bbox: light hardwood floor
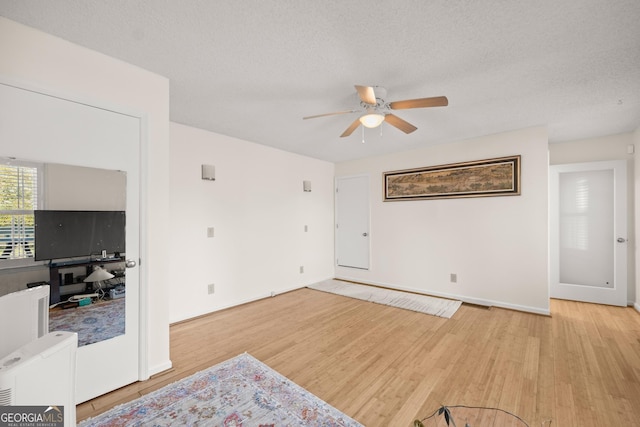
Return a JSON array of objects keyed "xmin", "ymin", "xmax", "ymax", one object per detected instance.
[{"xmin": 77, "ymin": 288, "xmax": 640, "ymax": 426}]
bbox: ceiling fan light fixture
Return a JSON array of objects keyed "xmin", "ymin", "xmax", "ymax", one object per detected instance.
[{"xmin": 359, "ymin": 113, "xmax": 385, "ymax": 128}]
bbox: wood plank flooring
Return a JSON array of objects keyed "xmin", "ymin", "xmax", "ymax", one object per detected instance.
[{"xmin": 77, "ymin": 288, "xmax": 640, "ymax": 426}]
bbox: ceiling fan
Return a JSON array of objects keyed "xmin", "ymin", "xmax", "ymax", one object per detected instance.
[{"xmin": 303, "ymin": 85, "xmax": 448, "ymax": 137}]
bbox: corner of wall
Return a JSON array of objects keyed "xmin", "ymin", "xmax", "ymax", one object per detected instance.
[{"xmin": 635, "ymin": 127, "xmax": 640, "ymax": 307}]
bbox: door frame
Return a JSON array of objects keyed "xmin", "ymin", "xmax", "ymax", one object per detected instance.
[
  {"xmin": 549, "ymin": 160, "xmax": 628, "ymax": 306},
  {"xmin": 335, "ymin": 174, "xmax": 371, "ymax": 270},
  {"xmin": 0, "ymin": 76, "xmax": 149, "ymax": 399}
]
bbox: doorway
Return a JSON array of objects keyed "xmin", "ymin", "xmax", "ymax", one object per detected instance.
[
  {"xmin": 0, "ymin": 80, "xmax": 143, "ymax": 402},
  {"xmin": 549, "ymin": 160, "xmax": 627, "ymax": 306},
  {"xmin": 335, "ymin": 175, "xmax": 370, "ymax": 270}
]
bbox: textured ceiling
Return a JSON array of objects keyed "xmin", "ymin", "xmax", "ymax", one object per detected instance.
[{"xmin": 1, "ymin": 0, "xmax": 639, "ymax": 163}]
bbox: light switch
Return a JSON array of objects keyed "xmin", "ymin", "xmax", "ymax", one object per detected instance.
[{"xmin": 207, "ymin": 227, "xmax": 214, "ymax": 238}]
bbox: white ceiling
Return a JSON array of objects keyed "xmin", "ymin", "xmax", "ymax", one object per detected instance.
[{"xmin": 1, "ymin": 0, "xmax": 639, "ymax": 163}]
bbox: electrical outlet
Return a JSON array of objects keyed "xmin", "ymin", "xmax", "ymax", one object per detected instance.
[
  {"xmin": 450, "ymin": 273, "xmax": 457, "ymax": 283},
  {"xmin": 304, "ymin": 225, "xmax": 308, "ymax": 232},
  {"xmin": 300, "ymin": 266, "xmax": 304, "ymax": 274},
  {"xmin": 208, "ymin": 283, "xmax": 215, "ymax": 294}
]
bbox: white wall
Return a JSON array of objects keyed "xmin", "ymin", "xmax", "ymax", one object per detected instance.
[
  {"xmin": 0, "ymin": 17, "xmax": 171, "ymax": 376},
  {"xmin": 549, "ymin": 132, "xmax": 636, "ymax": 304},
  {"xmin": 45, "ymin": 163, "xmax": 126, "ymax": 210},
  {"xmin": 335, "ymin": 127, "xmax": 550, "ymax": 314},
  {"xmin": 549, "ymin": 133, "xmax": 635, "ymax": 164},
  {"xmin": 168, "ymin": 123, "xmax": 335, "ymax": 323}
]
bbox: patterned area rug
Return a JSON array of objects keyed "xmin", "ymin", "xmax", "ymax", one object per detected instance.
[
  {"xmin": 309, "ymin": 279, "xmax": 462, "ymax": 319},
  {"xmin": 79, "ymin": 353, "xmax": 362, "ymax": 427},
  {"xmin": 49, "ymin": 297, "xmax": 125, "ymax": 346}
]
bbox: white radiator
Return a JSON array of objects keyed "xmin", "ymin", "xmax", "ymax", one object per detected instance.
[
  {"xmin": 0, "ymin": 331, "xmax": 77, "ymax": 427},
  {"xmin": 0, "ymin": 285, "xmax": 50, "ymax": 359}
]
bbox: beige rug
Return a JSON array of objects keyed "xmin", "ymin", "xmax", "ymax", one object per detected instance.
[{"xmin": 308, "ymin": 279, "xmax": 461, "ymax": 319}]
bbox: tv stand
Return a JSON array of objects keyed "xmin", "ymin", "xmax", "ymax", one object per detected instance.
[{"xmin": 48, "ymin": 257, "xmax": 124, "ymax": 304}]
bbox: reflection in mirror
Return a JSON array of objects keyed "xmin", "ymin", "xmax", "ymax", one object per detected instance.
[{"xmin": 0, "ymin": 159, "xmax": 126, "ymax": 347}]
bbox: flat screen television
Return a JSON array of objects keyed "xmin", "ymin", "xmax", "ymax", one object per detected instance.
[{"xmin": 34, "ymin": 210, "xmax": 126, "ymax": 261}]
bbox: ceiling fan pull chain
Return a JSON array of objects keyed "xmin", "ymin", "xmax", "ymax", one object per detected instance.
[{"xmin": 362, "ymin": 126, "xmax": 366, "ymax": 143}]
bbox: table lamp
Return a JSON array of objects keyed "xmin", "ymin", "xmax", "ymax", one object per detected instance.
[{"xmin": 83, "ymin": 266, "xmax": 114, "ymax": 299}]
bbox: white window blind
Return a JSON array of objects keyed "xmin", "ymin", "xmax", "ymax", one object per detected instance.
[{"xmin": 0, "ymin": 161, "xmax": 39, "ymax": 261}]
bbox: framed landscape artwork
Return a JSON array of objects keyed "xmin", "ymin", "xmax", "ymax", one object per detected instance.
[{"xmin": 383, "ymin": 155, "xmax": 521, "ymax": 201}]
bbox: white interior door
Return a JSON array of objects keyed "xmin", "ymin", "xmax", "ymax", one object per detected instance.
[
  {"xmin": 336, "ymin": 175, "xmax": 370, "ymax": 269},
  {"xmin": 550, "ymin": 160, "xmax": 627, "ymax": 306},
  {"xmin": 0, "ymin": 81, "xmax": 142, "ymax": 402}
]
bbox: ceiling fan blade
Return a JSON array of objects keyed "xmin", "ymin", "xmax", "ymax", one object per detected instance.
[
  {"xmin": 303, "ymin": 110, "xmax": 356, "ymax": 120},
  {"xmin": 389, "ymin": 96, "xmax": 449, "ymax": 110},
  {"xmin": 340, "ymin": 118, "xmax": 362, "ymax": 137},
  {"xmin": 355, "ymin": 85, "xmax": 377, "ymax": 105},
  {"xmin": 384, "ymin": 114, "xmax": 417, "ymax": 134}
]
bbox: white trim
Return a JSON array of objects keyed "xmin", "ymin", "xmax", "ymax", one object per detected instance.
[
  {"xmin": 549, "ymin": 160, "xmax": 628, "ymax": 307},
  {"xmin": 334, "ymin": 275, "xmax": 552, "ymax": 316},
  {"xmin": 137, "ymin": 114, "xmax": 150, "ymax": 381},
  {"xmin": 148, "ymin": 361, "xmax": 173, "ymax": 378},
  {"xmin": 634, "ymin": 302, "xmax": 640, "ymax": 313},
  {"xmin": 334, "ymin": 173, "xmax": 371, "ymax": 270},
  {"xmin": 169, "ymin": 283, "xmax": 313, "ymax": 325}
]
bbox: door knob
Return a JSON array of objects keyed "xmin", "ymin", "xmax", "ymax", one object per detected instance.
[
  {"xmin": 125, "ymin": 259, "xmax": 137, "ymax": 268},
  {"xmin": 617, "ymin": 237, "xmax": 626, "ymax": 243},
  {"xmin": 362, "ymin": 232, "xmax": 368, "ymax": 237}
]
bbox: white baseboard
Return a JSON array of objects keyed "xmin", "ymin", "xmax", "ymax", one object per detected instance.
[
  {"xmin": 634, "ymin": 302, "xmax": 640, "ymax": 313},
  {"xmin": 148, "ymin": 360, "xmax": 173, "ymax": 378},
  {"xmin": 169, "ymin": 283, "xmax": 314, "ymax": 325},
  {"xmin": 333, "ymin": 276, "xmax": 551, "ymax": 316}
]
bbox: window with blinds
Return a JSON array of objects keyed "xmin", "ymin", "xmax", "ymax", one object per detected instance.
[{"xmin": 0, "ymin": 161, "xmax": 41, "ymax": 263}]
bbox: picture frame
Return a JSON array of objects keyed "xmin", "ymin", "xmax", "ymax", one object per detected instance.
[{"xmin": 383, "ymin": 155, "xmax": 521, "ymax": 201}]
